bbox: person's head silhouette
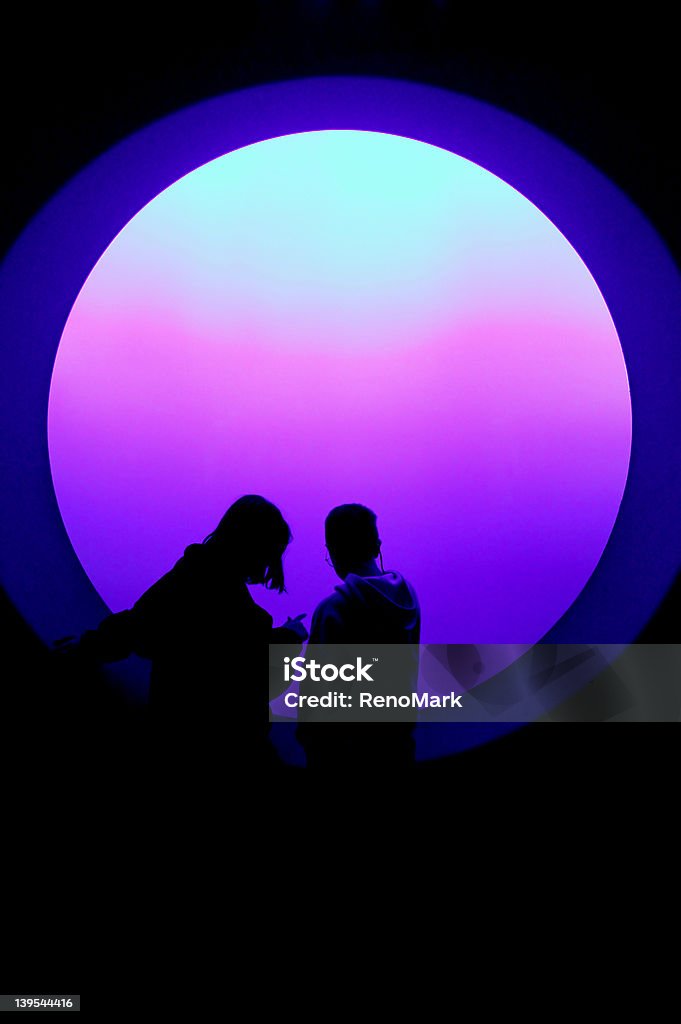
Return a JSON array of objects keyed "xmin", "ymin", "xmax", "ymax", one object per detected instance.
[
  {"xmin": 205, "ymin": 495, "xmax": 291, "ymax": 591},
  {"xmin": 325, "ymin": 503, "xmax": 383, "ymax": 580}
]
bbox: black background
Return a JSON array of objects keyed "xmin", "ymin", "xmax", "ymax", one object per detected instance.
[
  {"xmin": 3, "ymin": 5, "xmax": 681, "ymax": 265},
  {"xmin": 1, "ymin": 1, "xmax": 679, "ymax": 992}
]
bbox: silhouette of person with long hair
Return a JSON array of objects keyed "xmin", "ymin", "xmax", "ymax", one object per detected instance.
[
  {"xmin": 57, "ymin": 495, "xmax": 307, "ymax": 768},
  {"xmin": 296, "ymin": 503, "xmax": 420, "ymax": 770}
]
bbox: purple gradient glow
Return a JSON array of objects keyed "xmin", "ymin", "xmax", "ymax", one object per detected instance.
[{"xmin": 48, "ymin": 130, "xmax": 631, "ymax": 644}]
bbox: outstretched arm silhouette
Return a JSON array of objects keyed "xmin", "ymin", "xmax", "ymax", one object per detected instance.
[{"xmin": 76, "ymin": 567, "xmax": 179, "ymax": 663}]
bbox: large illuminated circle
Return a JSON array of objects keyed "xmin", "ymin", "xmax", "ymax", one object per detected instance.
[{"xmin": 48, "ymin": 128, "xmax": 630, "ymax": 649}]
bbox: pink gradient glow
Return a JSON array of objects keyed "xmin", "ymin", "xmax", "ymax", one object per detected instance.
[{"xmin": 48, "ymin": 130, "xmax": 631, "ymax": 644}]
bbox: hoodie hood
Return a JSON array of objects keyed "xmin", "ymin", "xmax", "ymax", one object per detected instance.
[{"xmin": 335, "ymin": 570, "xmax": 420, "ymax": 636}]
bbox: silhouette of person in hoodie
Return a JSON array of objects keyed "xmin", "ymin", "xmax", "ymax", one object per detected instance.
[
  {"xmin": 297, "ymin": 504, "xmax": 420, "ymax": 769},
  {"xmin": 56, "ymin": 495, "xmax": 307, "ymax": 774}
]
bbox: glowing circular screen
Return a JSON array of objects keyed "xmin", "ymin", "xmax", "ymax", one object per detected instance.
[{"xmin": 48, "ymin": 130, "xmax": 631, "ymax": 643}]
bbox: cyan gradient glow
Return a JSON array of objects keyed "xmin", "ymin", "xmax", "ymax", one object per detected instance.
[{"xmin": 48, "ymin": 130, "xmax": 632, "ymax": 644}]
